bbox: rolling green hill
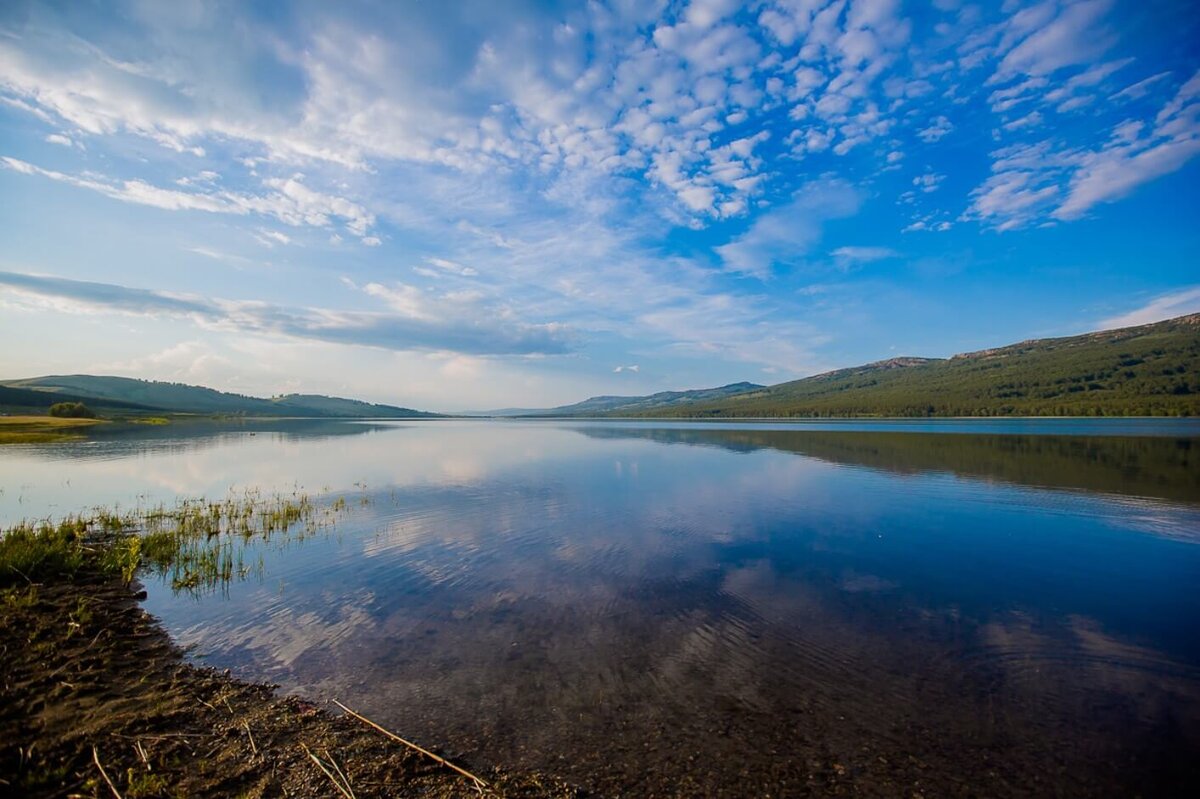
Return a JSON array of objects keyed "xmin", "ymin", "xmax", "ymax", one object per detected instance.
[
  {"xmin": 0, "ymin": 375, "xmax": 442, "ymax": 418},
  {"xmin": 630, "ymin": 314, "xmax": 1200, "ymax": 418},
  {"xmin": 0, "ymin": 384, "xmax": 157, "ymax": 415}
]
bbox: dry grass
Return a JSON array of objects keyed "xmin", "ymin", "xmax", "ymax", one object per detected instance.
[{"xmin": 0, "ymin": 415, "xmax": 105, "ymax": 444}]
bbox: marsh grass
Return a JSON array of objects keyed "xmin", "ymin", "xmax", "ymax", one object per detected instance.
[
  {"xmin": 0, "ymin": 489, "xmax": 349, "ymax": 593},
  {"xmin": 0, "ymin": 517, "xmax": 90, "ymax": 583}
]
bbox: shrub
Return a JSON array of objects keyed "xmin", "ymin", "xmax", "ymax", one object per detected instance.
[{"xmin": 48, "ymin": 402, "xmax": 96, "ymax": 418}]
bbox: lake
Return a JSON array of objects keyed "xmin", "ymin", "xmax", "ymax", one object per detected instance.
[{"xmin": 2, "ymin": 418, "xmax": 1199, "ymax": 795}]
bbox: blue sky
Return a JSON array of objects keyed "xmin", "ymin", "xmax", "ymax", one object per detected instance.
[{"xmin": 1, "ymin": 0, "xmax": 1198, "ymax": 411}]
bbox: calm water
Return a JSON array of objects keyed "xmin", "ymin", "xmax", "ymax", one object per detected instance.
[{"xmin": 3, "ymin": 419, "xmax": 1200, "ymax": 795}]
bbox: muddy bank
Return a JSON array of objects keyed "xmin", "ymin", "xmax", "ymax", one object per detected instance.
[{"xmin": 0, "ymin": 570, "xmax": 579, "ymax": 798}]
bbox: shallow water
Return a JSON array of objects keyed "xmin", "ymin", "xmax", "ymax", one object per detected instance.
[{"xmin": 3, "ymin": 419, "xmax": 1199, "ymax": 795}]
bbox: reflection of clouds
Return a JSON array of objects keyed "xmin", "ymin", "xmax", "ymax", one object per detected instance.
[
  {"xmin": 978, "ymin": 612, "xmax": 1200, "ymax": 705},
  {"xmin": 0, "ymin": 421, "xmax": 614, "ymax": 524},
  {"xmin": 42, "ymin": 419, "xmax": 1200, "ymax": 793},
  {"xmin": 839, "ymin": 571, "xmax": 897, "ymax": 593},
  {"xmin": 352, "ymin": 448, "xmax": 832, "ymax": 608},
  {"xmin": 175, "ymin": 588, "xmax": 379, "ymax": 675}
]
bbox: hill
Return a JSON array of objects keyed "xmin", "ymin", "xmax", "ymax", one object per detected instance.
[
  {"xmin": 627, "ymin": 314, "xmax": 1200, "ymax": 418},
  {"xmin": 0, "ymin": 384, "xmax": 157, "ymax": 414},
  {"xmin": 0, "ymin": 375, "xmax": 442, "ymax": 418},
  {"xmin": 513, "ymin": 381, "xmax": 765, "ymax": 417}
]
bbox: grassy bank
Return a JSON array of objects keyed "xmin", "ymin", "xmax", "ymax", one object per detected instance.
[
  {"xmin": 0, "ymin": 494, "xmax": 577, "ymax": 798},
  {"xmin": 0, "ymin": 415, "xmax": 105, "ymax": 444}
]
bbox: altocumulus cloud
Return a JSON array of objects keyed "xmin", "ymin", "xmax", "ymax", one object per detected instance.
[{"xmin": 0, "ymin": 271, "xmax": 572, "ymax": 356}]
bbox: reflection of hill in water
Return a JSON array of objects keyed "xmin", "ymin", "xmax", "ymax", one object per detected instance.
[
  {"xmin": 576, "ymin": 427, "xmax": 1200, "ymax": 505},
  {"xmin": 26, "ymin": 419, "xmax": 396, "ymax": 461}
]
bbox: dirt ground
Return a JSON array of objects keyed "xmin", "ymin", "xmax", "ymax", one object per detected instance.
[{"xmin": 0, "ymin": 571, "xmax": 580, "ymax": 798}]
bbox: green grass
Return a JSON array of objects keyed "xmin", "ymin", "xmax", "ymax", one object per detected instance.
[
  {"xmin": 0, "ymin": 517, "xmax": 91, "ymax": 584},
  {"xmin": 0, "ymin": 490, "xmax": 348, "ymax": 592}
]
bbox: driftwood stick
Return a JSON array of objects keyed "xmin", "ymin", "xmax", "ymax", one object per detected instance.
[
  {"xmin": 92, "ymin": 746, "xmax": 124, "ymax": 799},
  {"xmin": 331, "ymin": 699, "xmax": 489, "ymax": 790}
]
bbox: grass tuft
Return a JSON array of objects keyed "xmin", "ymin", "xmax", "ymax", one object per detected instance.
[{"xmin": 1, "ymin": 490, "xmax": 346, "ymax": 593}]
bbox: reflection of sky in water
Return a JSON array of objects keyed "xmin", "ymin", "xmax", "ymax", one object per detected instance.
[{"xmin": 4, "ymin": 419, "xmax": 1200, "ymax": 794}]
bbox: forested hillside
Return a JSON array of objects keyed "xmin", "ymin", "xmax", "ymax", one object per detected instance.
[
  {"xmin": 0, "ymin": 375, "xmax": 442, "ymax": 418},
  {"xmin": 635, "ymin": 314, "xmax": 1200, "ymax": 418}
]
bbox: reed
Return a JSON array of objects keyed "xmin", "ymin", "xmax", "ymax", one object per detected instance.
[{"xmin": 0, "ymin": 489, "xmax": 349, "ymax": 592}]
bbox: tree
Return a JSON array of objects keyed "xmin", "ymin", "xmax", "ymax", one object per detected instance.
[{"xmin": 48, "ymin": 402, "xmax": 96, "ymax": 419}]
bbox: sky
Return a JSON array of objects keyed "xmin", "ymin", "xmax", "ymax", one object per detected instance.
[{"xmin": 0, "ymin": 0, "xmax": 1198, "ymax": 412}]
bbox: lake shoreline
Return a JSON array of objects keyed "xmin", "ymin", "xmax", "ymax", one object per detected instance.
[{"xmin": 0, "ymin": 564, "xmax": 579, "ymax": 798}]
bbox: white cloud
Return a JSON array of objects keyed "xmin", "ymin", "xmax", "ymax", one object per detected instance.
[
  {"xmin": 425, "ymin": 258, "xmax": 479, "ymax": 277},
  {"xmin": 0, "ymin": 270, "xmax": 573, "ymax": 356},
  {"xmin": 1112, "ymin": 71, "xmax": 1172, "ymax": 102},
  {"xmin": 831, "ymin": 246, "xmax": 898, "ymax": 264},
  {"xmin": 1098, "ymin": 287, "xmax": 1200, "ymax": 329},
  {"xmin": 1056, "ymin": 70, "xmax": 1200, "ymax": 219},
  {"xmin": 255, "ymin": 229, "xmax": 292, "ymax": 247},
  {"xmin": 1, "ymin": 157, "xmax": 378, "ymax": 238},
  {"xmin": 717, "ymin": 180, "xmax": 862, "ymax": 279},
  {"xmin": 186, "ymin": 246, "xmax": 257, "ymax": 266},
  {"xmin": 1003, "ymin": 110, "xmax": 1042, "ymax": 130},
  {"xmin": 917, "ymin": 115, "xmax": 953, "ymax": 142},
  {"xmin": 965, "ymin": 69, "xmax": 1200, "ymax": 229},
  {"xmin": 992, "ymin": 0, "xmax": 1116, "ymax": 81},
  {"xmin": 966, "ymin": 166, "xmax": 1060, "ymax": 231},
  {"xmin": 613, "ymin": 364, "xmax": 640, "ymax": 373},
  {"xmin": 1042, "ymin": 57, "xmax": 1132, "ymax": 112},
  {"xmin": 97, "ymin": 341, "xmax": 234, "ymax": 386},
  {"xmin": 912, "ymin": 172, "xmax": 945, "ymax": 192}
]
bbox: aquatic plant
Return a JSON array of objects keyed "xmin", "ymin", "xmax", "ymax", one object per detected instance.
[
  {"xmin": 0, "ymin": 516, "xmax": 90, "ymax": 585},
  {"xmin": 0, "ymin": 489, "xmax": 348, "ymax": 592}
]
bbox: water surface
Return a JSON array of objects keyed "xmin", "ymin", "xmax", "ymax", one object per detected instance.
[{"xmin": 2, "ymin": 419, "xmax": 1198, "ymax": 795}]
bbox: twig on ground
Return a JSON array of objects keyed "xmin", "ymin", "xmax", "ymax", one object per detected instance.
[
  {"xmin": 134, "ymin": 739, "xmax": 151, "ymax": 770},
  {"xmin": 301, "ymin": 743, "xmax": 356, "ymax": 799},
  {"xmin": 92, "ymin": 746, "xmax": 124, "ymax": 799},
  {"xmin": 324, "ymin": 747, "xmax": 356, "ymax": 799},
  {"xmin": 243, "ymin": 721, "xmax": 258, "ymax": 756},
  {"xmin": 331, "ymin": 699, "xmax": 490, "ymax": 793}
]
